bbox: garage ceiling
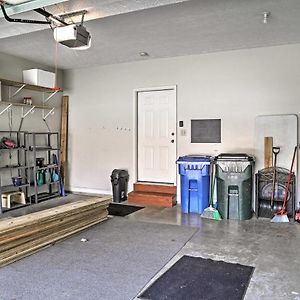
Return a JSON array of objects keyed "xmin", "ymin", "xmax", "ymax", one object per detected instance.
[{"xmin": 0, "ymin": 0, "xmax": 299, "ymax": 69}]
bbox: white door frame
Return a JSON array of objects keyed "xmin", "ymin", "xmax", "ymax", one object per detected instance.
[{"xmin": 133, "ymin": 85, "xmax": 177, "ymax": 185}]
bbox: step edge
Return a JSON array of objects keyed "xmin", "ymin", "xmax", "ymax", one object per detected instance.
[{"xmin": 128, "ymin": 191, "xmax": 176, "ymax": 198}]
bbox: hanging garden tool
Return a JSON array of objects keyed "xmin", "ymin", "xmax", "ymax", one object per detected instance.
[
  {"xmin": 52, "ymin": 154, "xmax": 65, "ymax": 197},
  {"xmin": 270, "ymin": 147, "xmax": 280, "ymax": 210},
  {"xmin": 271, "ymin": 146, "xmax": 298, "ymax": 223},
  {"xmin": 257, "ymin": 146, "xmax": 290, "ymax": 218}
]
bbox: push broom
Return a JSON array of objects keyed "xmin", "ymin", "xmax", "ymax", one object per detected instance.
[
  {"xmin": 201, "ymin": 166, "xmax": 222, "ymax": 221},
  {"xmin": 271, "ymin": 146, "xmax": 297, "ymax": 223}
]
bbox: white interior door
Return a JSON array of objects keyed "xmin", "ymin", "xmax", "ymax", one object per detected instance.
[{"xmin": 137, "ymin": 89, "xmax": 176, "ymax": 184}]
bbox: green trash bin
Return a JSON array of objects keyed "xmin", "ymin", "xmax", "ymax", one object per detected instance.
[{"xmin": 215, "ymin": 154, "xmax": 254, "ymax": 220}]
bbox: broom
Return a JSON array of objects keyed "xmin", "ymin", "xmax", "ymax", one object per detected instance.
[
  {"xmin": 271, "ymin": 146, "xmax": 297, "ymax": 223},
  {"xmin": 201, "ymin": 167, "xmax": 222, "ymax": 220}
]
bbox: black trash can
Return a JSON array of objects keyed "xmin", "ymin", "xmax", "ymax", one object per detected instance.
[
  {"xmin": 215, "ymin": 154, "xmax": 254, "ymax": 220},
  {"xmin": 110, "ymin": 169, "xmax": 129, "ymax": 203}
]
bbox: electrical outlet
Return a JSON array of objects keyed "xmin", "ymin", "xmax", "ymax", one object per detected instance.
[{"xmin": 180, "ymin": 129, "xmax": 187, "ymax": 136}]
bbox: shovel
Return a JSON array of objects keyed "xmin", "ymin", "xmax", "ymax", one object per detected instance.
[{"xmin": 270, "ymin": 147, "xmax": 280, "ymax": 209}]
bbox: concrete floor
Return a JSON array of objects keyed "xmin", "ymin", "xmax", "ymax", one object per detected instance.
[
  {"xmin": 1, "ymin": 195, "xmax": 300, "ymax": 300},
  {"xmin": 128, "ymin": 205, "xmax": 300, "ymax": 300}
]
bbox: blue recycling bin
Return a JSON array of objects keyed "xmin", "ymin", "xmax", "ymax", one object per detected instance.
[{"xmin": 177, "ymin": 156, "xmax": 211, "ymax": 214}]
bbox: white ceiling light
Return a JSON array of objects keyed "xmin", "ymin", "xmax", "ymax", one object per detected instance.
[
  {"xmin": 263, "ymin": 11, "xmax": 271, "ymax": 24},
  {"xmin": 139, "ymin": 51, "xmax": 149, "ymax": 57}
]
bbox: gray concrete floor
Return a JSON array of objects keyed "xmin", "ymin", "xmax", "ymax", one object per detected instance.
[
  {"xmin": 1, "ymin": 195, "xmax": 300, "ymax": 300},
  {"xmin": 129, "ymin": 205, "xmax": 300, "ymax": 300}
]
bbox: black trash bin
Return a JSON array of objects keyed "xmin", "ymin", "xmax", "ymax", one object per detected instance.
[{"xmin": 111, "ymin": 169, "xmax": 129, "ymax": 203}]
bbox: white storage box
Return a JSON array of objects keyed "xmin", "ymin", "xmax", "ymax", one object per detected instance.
[{"xmin": 23, "ymin": 69, "xmax": 55, "ymax": 88}]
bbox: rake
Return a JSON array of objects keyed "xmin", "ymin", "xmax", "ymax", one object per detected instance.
[{"xmin": 271, "ymin": 146, "xmax": 297, "ymax": 223}]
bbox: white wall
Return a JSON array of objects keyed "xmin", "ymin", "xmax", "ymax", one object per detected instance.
[{"xmin": 64, "ymin": 44, "xmax": 300, "ymax": 197}]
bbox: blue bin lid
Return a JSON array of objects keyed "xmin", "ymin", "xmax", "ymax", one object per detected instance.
[{"xmin": 176, "ymin": 155, "xmax": 211, "ymax": 163}]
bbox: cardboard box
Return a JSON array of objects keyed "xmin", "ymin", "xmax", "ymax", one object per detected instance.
[{"xmin": 23, "ymin": 69, "xmax": 55, "ymax": 89}]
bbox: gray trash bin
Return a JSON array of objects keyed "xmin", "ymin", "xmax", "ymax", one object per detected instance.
[{"xmin": 215, "ymin": 154, "xmax": 254, "ymax": 220}]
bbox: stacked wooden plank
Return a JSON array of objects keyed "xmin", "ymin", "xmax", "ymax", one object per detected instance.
[{"xmin": 0, "ymin": 196, "xmax": 111, "ymax": 267}]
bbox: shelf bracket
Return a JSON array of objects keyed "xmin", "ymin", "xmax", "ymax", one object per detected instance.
[
  {"xmin": 42, "ymin": 108, "xmax": 55, "ymax": 132},
  {"xmin": 9, "ymin": 84, "xmax": 26, "ymax": 100},
  {"xmin": 43, "ymin": 108, "xmax": 55, "ymax": 120},
  {"xmin": 22, "ymin": 105, "xmax": 35, "ymax": 118},
  {"xmin": 0, "ymin": 103, "xmax": 12, "ymax": 116},
  {"xmin": 44, "ymin": 90, "xmax": 58, "ymax": 103},
  {"xmin": 18, "ymin": 106, "xmax": 36, "ymax": 131},
  {"xmin": 43, "ymin": 119, "xmax": 51, "ymax": 132}
]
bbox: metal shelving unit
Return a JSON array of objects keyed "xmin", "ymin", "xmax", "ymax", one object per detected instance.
[
  {"xmin": 0, "ymin": 131, "xmax": 31, "ymax": 214},
  {"xmin": 0, "ymin": 79, "xmax": 63, "ymax": 214},
  {"xmin": 25, "ymin": 132, "xmax": 61, "ymax": 204}
]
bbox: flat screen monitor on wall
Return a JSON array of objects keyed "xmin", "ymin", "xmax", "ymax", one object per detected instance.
[{"xmin": 191, "ymin": 119, "xmax": 221, "ymax": 143}]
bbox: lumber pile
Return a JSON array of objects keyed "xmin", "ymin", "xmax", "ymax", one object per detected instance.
[{"xmin": 0, "ymin": 196, "xmax": 111, "ymax": 267}]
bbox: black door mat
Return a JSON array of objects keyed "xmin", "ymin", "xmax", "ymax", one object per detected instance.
[
  {"xmin": 139, "ymin": 255, "xmax": 254, "ymax": 300},
  {"xmin": 108, "ymin": 203, "xmax": 144, "ymax": 216}
]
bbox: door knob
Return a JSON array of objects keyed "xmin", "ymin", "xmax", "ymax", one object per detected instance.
[
  {"xmin": 171, "ymin": 132, "xmax": 175, "ymax": 136},
  {"xmin": 171, "ymin": 140, "xmax": 174, "ymax": 143}
]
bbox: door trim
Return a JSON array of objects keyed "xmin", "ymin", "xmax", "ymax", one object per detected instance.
[{"xmin": 133, "ymin": 85, "xmax": 177, "ymax": 186}]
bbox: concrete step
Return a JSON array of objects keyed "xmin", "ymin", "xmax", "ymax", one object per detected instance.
[
  {"xmin": 128, "ymin": 191, "xmax": 177, "ymax": 208},
  {"xmin": 134, "ymin": 183, "xmax": 176, "ymax": 195}
]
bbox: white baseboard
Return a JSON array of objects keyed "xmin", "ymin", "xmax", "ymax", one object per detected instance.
[{"xmin": 66, "ymin": 186, "xmax": 112, "ymax": 196}]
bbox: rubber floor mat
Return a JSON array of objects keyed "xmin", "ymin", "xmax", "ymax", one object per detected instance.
[
  {"xmin": 139, "ymin": 255, "xmax": 254, "ymax": 300},
  {"xmin": 108, "ymin": 203, "xmax": 144, "ymax": 216}
]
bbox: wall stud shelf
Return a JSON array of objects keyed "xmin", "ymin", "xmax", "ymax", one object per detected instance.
[{"xmin": 0, "ymin": 77, "xmax": 62, "ymax": 131}]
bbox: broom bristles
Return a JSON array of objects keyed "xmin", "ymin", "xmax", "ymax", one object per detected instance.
[
  {"xmin": 271, "ymin": 212, "xmax": 289, "ymax": 223},
  {"xmin": 201, "ymin": 206, "xmax": 222, "ymax": 220}
]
